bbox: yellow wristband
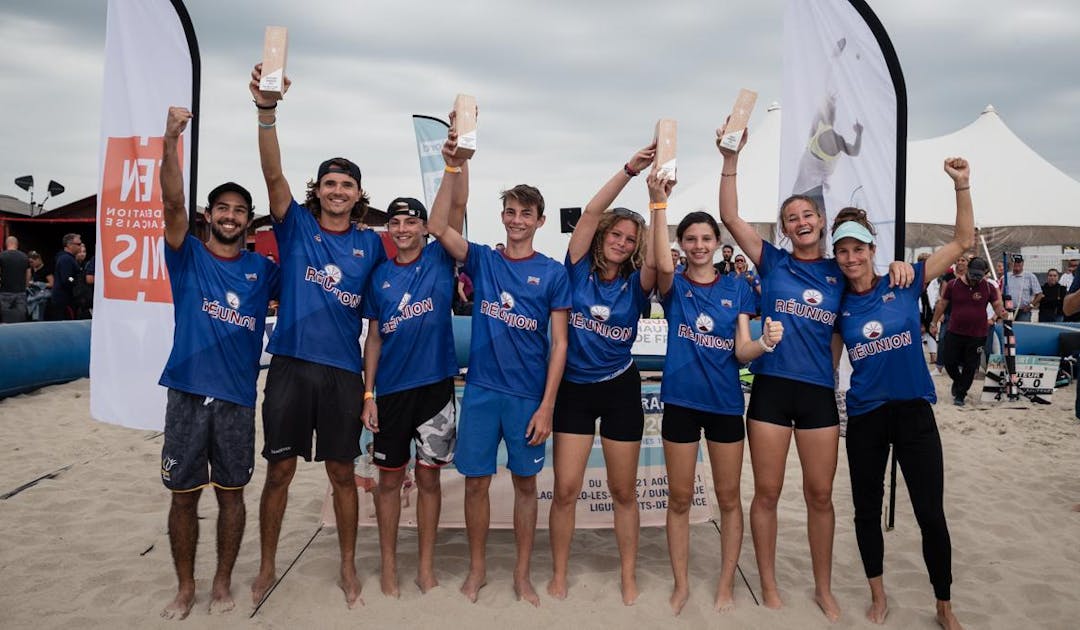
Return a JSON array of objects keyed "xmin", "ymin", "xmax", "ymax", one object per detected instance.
[
  {"xmin": 444, "ymin": 165, "xmax": 462, "ymax": 174},
  {"xmin": 363, "ymin": 391, "xmax": 375, "ymax": 401},
  {"xmin": 649, "ymin": 202, "xmax": 668, "ymax": 211}
]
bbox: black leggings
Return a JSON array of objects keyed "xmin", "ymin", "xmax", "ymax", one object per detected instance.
[{"xmin": 846, "ymin": 399, "xmax": 952, "ymax": 601}]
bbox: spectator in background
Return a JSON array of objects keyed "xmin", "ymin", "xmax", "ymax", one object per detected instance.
[
  {"xmin": 0, "ymin": 235, "xmax": 30, "ymax": 323},
  {"xmin": 1038, "ymin": 268, "xmax": 1067, "ymax": 323},
  {"xmin": 49, "ymin": 233, "xmax": 83, "ymax": 320},
  {"xmin": 26, "ymin": 251, "xmax": 52, "ymax": 321},
  {"xmin": 671, "ymin": 248, "xmax": 684, "ymax": 273},
  {"xmin": 1060, "ymin": 258, "xmax": 1077, "ymax": 296},
  {"xmin": 73, "ymin": 244, "xmax": 95, "ymax": 319},
  {"xmin": 1063, "ymin": 276, "xmax": 1080, "ymax": 420},
  {"xmin": 455, "ymin": 265, "xmax": 474, "ymax": 315},
  {"xmin": 994, "ymin": 260, "xmax": 1006, "ymax": 292},
  {"xmin": 713, "ymin": 243, "xmax": 735, "ymax": 275},
  {"xmin": 1006, "ymin": 254, "xmax": 1041, "ymax": 321}
]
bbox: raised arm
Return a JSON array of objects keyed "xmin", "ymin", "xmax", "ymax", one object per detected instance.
[
  {"xmin": 427, "ymin": 131, "xmax": 470, "ymax": 261},
  {"xmin": 839, "ymin": 120, "xmax": 864, "ymax": 157},
  {"xmin": 443, "ymin": 110, "xmax": 471, "ymax": 234},
  {"xmin": 567, "ymin": 143, "xmax": 655, "ymax": 264},
  {"xmin": 250, "ymin": 63, "xmax": 293, "ymax": 221},
  {"xmin": 924, "ymin": 158, "xmax": 975, "ymax": 281},
  {"xmin": 716, "ymin": 122, "xmax": 764, "ymax": 267},
  {"xmin": 160, "ymin": 107, "xmax": 191, "ymax": 250},
  {"xmin": 647, "ymin": 170, "xmax": 676, "ymax": 297}
]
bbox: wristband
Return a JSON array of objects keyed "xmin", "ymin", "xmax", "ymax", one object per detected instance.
[
  {"xmin": 257, "ymin": 119, "xmax": 276, "ymax": 129},
  {"xmin": 623, "ymin": 163, "xmax": 640, "ymax": 177},
  {"xmin": 758, "ymin": 335, "xmax": 775, "ymax": 353},
  {"xmin": 649, "ymin": 202, "xmax": 668, "ymax": 211},
  {"xmin": 254, "ymin": 100, "xmax": 277, "ymax": 110},
  {"xmin": 721, "ymin": 172, "xmax": 737, "ymax": 177},
  {"xmin": 954, "ymin": 185, "xmax": 970, "ymax": 191},
  {"xmin": 444, "ymin": 165, "xmax": 462, "ymax": 174},
  {"xmin": 363, "ymin": 391, "xmax": 375, "ymax": 401}
]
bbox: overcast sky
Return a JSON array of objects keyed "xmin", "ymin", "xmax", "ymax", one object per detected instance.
[{"xmin": 2, "ymin": 0, "xmax": 1078, "ymax": 255}]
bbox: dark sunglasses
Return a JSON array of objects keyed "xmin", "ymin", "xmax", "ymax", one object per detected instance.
[{"xmin": 611, "ymin": 207, "xmax": 645, "ymax": 224}]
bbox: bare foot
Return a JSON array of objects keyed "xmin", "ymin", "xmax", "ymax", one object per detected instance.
[
  {"xmin": 714, "ymin": 579, "xmax": 735, "ymax": 612},
  {"xmin": 815, "ymin": 589, "xmax": 842, "ymax": 622},
  {"xmin": 936, "ymin": 601, "xmax": 964, "ymax": 629},
  {"xmin": 761, "ymin": 584, "xmax": 783, "ymax": 609},
  {"xmin": 620, "ymin": 572, "xmax": 639, "ymax": 606},
  {"xmin": 514, "ymin": 576, "xmax": 541, "ymax": 607},
  {"xmin": 546, "ymin": 574, "xmax": 568, "ymax": 600},
  {"xmin": 209, "ymin": 579, "xmax": 235, "ymax": 614},
  {"xmin": 250, "ymin": 570, "xmax": 276, "ymax": 606},
  {"xmin": 460, "ymin": 569, "xmax": 486, "ymax": 603},
  {"xmin": 161, "ymin": 587, "xmax": 196, "ymax": 620},
  {"xmin": 380, "ymin": 569, "xmax": 399, "ymax": 598},
  {"xmin": 339, "ymin": 566, "xmax": 363, "ymax": 609},
  {"xmin": 415, "ymin": 571, "xmax": 439, "ymax": 594},
  {"xmin": 669, "ymin": 584, "xmax": 690, "ymax": 616},
  {"xmin": 866, "ymin": 595, "xmax": 888, "ymax": 624}
]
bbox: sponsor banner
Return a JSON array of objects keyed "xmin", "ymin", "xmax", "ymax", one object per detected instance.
[
  {"xmin": 980, "ymin": 354, "xmax": 1058, "ymax": 404},
  {"xmin": 630, "ymin": 318, "xmax": 668, "ymax": 356},
  {"xmin": 411, "ymin": 115, "xmax": 451, "ymax": 211},
  {"xmin": 326, "ymin": 383, "xmax": 715, "ymax": 529},
  {"xmin": 781, "ymin": 0, "xmax": 906, "ymax": 270},
  {"xmin": 91, "ymin": 0, "xmax": 198, "ymax": 429}
]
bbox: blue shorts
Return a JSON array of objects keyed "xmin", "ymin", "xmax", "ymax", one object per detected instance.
[{"xmin": 454, "ymin": 384, "xmax": 546, "ymax": 477}]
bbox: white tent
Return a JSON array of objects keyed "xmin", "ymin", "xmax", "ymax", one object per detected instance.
[{"xmin": 670, "ymin": 104, "xmax": 1080, "ymax": 260}]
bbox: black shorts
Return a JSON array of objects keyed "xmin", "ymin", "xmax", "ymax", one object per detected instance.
[
  {"xmin": 553, "ymin": 364, "xmax": 644, "ymax": 442},
  {"xmin": 747, "ymin": 374, "xmax": 839, "ymax": 430},
  {"xmin": 661, "ymin": 403, "xmax": 744, "ymax": 444},
  {"xmin": 161, "ymin": 388, "xmax": 255, "ymax": 491},
  {"xmin": 373, "ymin": 378, "xmax": 457, "ymax": 470},
  {"xmin": 261, "ymin": 355, "xmax": 365, "ymax": 462}
]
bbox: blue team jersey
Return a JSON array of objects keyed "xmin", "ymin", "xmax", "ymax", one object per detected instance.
[
  {"xmin": 362, "ymin": 241, "xmax": 458, "ymax": 396},
  {"xmin": 661, "ymin": 272, "xmax": 756, "ymax": 415},
  {"xmin": 839, "ymin": 263, "xmax": 935, "ymax": 416},
  {"xmin": 266, "ymin": 200, "xmax": 387, "ymax": 374},
  {"xmin": 464, "ymin": 243, "xmax": 572, "ymax": 400},
  {"xmin": 563, "ymin": 254, "xmax": 649, "ymax": 383},
  {"xmin": 752, "ymin": 242, "xmax": 843, "ymax": 388},
  {"xmin": 159, "ymin": 235, "xmax": 281, "ymax": 407}
]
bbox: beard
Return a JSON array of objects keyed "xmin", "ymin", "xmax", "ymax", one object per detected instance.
[{"xmin": 210, "ymin": 222, "xmax": 244, "ymax": 245}]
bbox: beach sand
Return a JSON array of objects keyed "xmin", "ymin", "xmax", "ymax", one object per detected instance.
[{"xmin": 1, "ymin": 371, "xmax": 1078, "ymax": 629}]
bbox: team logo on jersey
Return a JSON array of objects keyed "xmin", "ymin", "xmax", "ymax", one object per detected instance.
[
  {"xmin": 527, "ymin": 276, "xmax": 540, "ymax": 286},
  {"xmin": 226, "ymin": 291, "xmax": 240, "ymax": 309},
  {"xmin": 803, "ymin": 289, "xmax": 823, "ymax": 305},
  {"xmin": 695, "ymin": 313, "xmax": 714, "ymax": 333},
  {"xmin": 500, "ymin": 291, "xmax": 515, "ymax": 310},
  {"xmin": 721, "ymin": 299, "xmax": 733, "ymax": 308},
  {"xmin": 826, "ymin": 276, "xmax": 838, "ymax": 285},
  {"xmin": 382, "ymin": 281, "xmax": 391, "ymax": 289},
  {"xmin": 314, "ymin": 234, "xmax": 322, "ymax": 243},
  {"xmin": 323, "ymin": 264, "xmax": 342, "ymax": 286},
  {"xmin": 882, "ymin": 291, "xmax": 896, "ymax": 304},
  {"xmin": 245, "ymin": 272, "xmax": 258, "ymax": 281},
  {"xmin": 973, "ymin": 292, "xmax": 983, "ymax": 300},
  {"xmin": 589, "ymin": 305, "xmax": 611, "ymax": 322},
  {"xmin": 862, "ymin": 320, "xmax": 884, "ymax": 340},
  {"xmin": 397, "ymin": 292, "xmax": 412, "ymax": 312},
  {"xmin": 353, "ymin": 248, "xmax": 365, "ymax": 258}
]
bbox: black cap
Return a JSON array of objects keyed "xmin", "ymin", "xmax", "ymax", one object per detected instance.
[
  {"xmin": 207, "ymin": 182, "xmax": 254, "ymax": 214},
  {"xmin": 386, "ymin": 197, "xmax": 428, "ymax": 221},
  {"xmin": 317, "ymin": 158, "xmax": 362, "ymax": 185},
  {"xmin": 1011, "ymin": 253, "xmax": 1024, "ymax": 262},
  {"xmin": 968, "ymin": 257, "xmax": 990, "ymax": 273}
]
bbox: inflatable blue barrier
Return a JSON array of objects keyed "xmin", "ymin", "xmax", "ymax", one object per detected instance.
[
  {"xmin": 995, "ymin": 321, "xmax": 1080, "ymax": 356},
  {"xmin": 0, "ymin": 321, "xmax": 92, "ymax": 398}
]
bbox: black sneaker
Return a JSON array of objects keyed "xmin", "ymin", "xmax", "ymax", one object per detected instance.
[{"xmin": 953, "ymin": 396, "xmax": 965, "ymax": 406}]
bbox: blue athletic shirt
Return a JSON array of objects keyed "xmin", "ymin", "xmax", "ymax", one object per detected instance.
[
  {"xmin": 661, "ymin": 272, "xmax": 756, "ymax": 415},
  {"xmin": 463, "ymin": 243, "xmax": 572, "ymax": 400},
  {"xmin": 267, "ymin": 199, "xmax": 387, "ymax": 374},
  {"xmin": 159, "ymin": 235, "xmax": 281, "ymax": 407},
  {"xmin": 752, "ymin": 242, "xmax": 842, "ymax": 388},
  {"xmin": 563, "ymin": 253, "xmax": 649, "ymax": 383},
  {"xmin": 839, "ymin": 263, "xmax": 935, "ymax": 416},
  {"xmin": 361, "ymin": 241, "xmax": 458, "ymax": 396}
]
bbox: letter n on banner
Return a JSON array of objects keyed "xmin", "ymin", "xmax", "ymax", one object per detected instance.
[{"xmin": 99, "ymin": 136, "xmax": 175, "ymax": 303}]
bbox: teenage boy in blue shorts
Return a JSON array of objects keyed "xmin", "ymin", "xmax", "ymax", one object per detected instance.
[
  {"xmin": 158, "ymin": 107, "xmax": 280, "ymax": 619},
  {"xmin": 360, "ymin": 148, "xmax": 468, "ymax": 597},
  {"xmin": 427, "ymin": 130, "xmax": 571, "ymax": 606},
  {"xmin": 250, "ymin": 65, "xmax": 387, "ymax": 608}
]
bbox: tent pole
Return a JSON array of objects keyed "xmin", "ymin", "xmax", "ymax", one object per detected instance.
[{"xmin": 980, "ymin": 231, "xmax": 996, "ymax": 282}]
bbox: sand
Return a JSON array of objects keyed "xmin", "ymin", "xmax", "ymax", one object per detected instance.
[{"xmin": 1, "ymin": 371, "xmax": 1078, "ymax": 629}]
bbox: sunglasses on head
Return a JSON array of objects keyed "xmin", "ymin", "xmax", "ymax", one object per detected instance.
[{"xmin": 611, "ymin": 207, "xmax": 645, "ymax": 224}]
